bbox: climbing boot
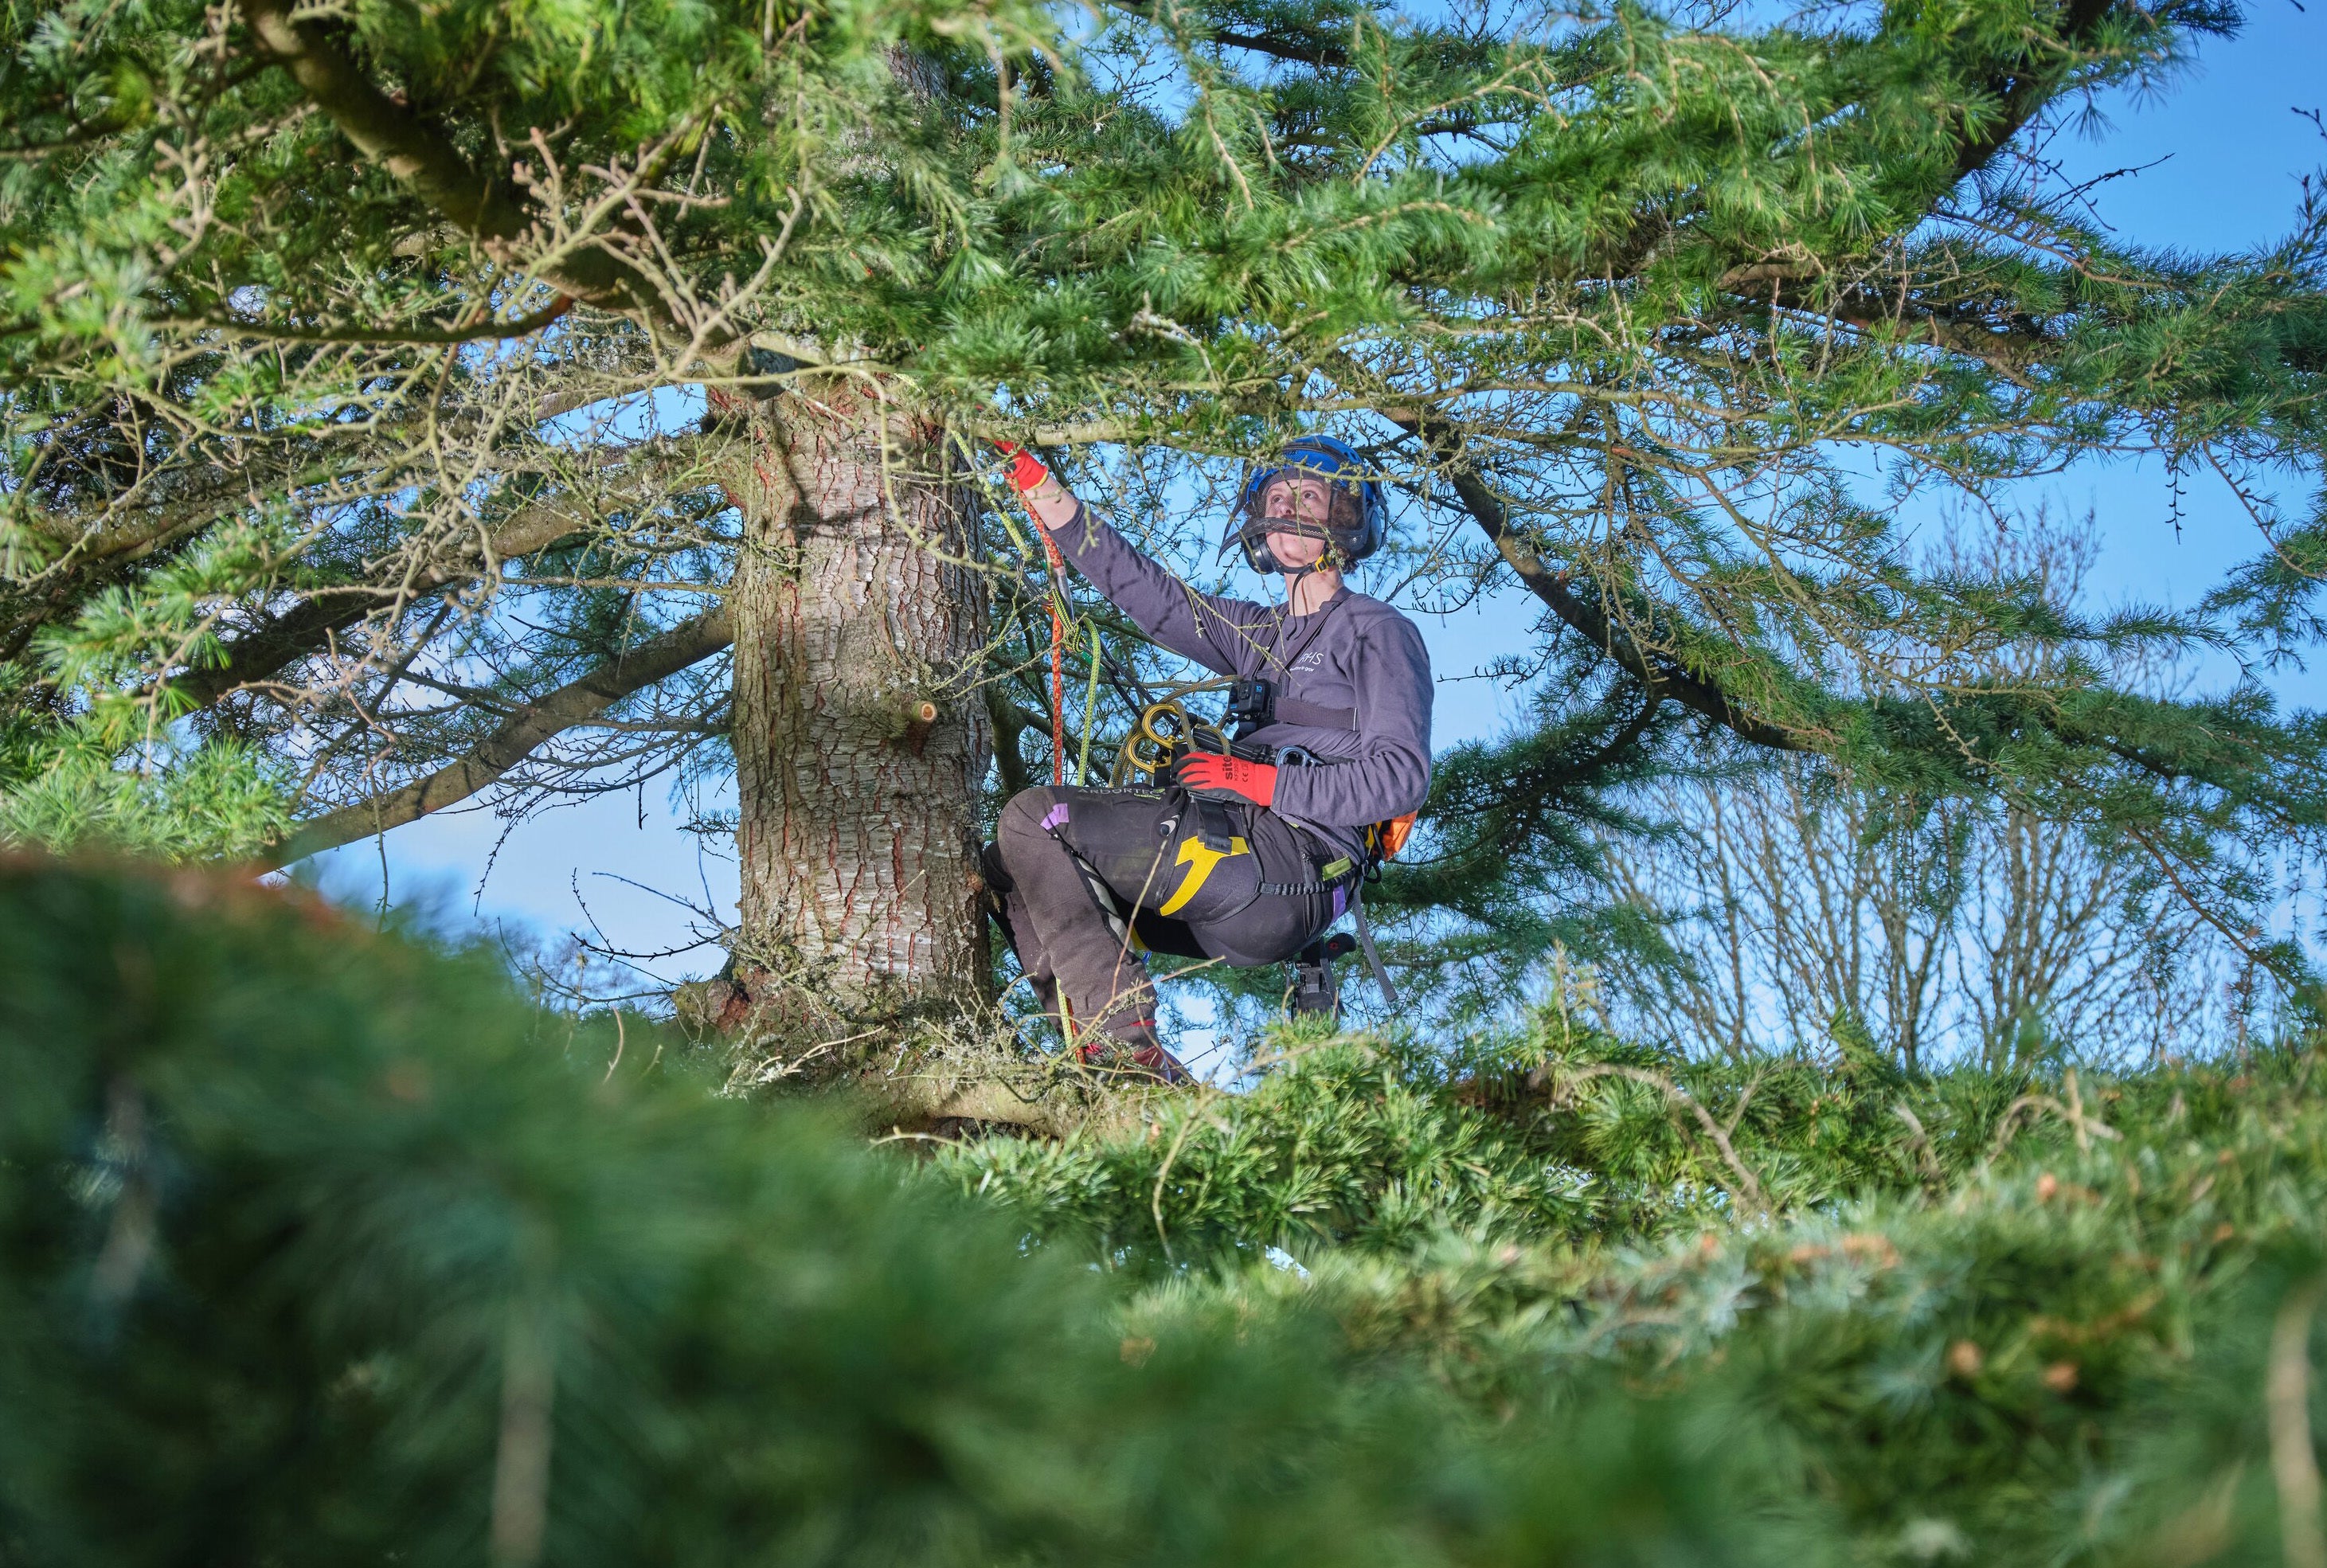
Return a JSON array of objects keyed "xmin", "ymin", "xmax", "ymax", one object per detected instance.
[
  {"xmin": 977, "ymin": 842, "xmax": 1021, "ymax": 955},
  {"xmin": 1289, "ymin": 933, "xmax": 1357, "ymax": 1019},
  {"xmin": 1074, "ymin": 1036, "xmax": 1192, "ymax": 1085},
  {"xmin": 1125, "ymin": 1042, "xmax": 1194, "ymax": 1085}
]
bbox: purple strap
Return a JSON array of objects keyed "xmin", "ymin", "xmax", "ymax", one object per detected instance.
[
  {"xmin": 1331, "ymin": 885, "xmax": 1347, "ymax": 920},
  {"xmin": 1040, "ymin": 803, "xmax": 1071, "ymax": 833}
]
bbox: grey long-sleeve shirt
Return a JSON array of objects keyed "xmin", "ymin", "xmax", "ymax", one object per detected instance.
[{"xmin": 1046, "ymin": 506, "xmax": 1433, "ymax": 864}]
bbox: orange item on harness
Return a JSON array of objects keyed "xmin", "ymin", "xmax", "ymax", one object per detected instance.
[{"xmin": 1375, "ymin": 811, "xmax": 1417, "ymax": 861}]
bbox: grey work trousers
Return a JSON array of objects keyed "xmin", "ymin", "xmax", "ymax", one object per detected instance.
[{"xmin": 987, "ymin": 785, "xmax": 1343, "ymax": 1048}]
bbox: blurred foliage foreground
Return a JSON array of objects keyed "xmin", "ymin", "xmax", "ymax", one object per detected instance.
[{"xmin": 6, "ymin": 862, "xmax": 2327, "ymax": 1567}]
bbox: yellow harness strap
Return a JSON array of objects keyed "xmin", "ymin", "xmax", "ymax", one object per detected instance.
[{"xmin": 1156, "ymin": 834, "xmax": 1250, "ymax": 917}]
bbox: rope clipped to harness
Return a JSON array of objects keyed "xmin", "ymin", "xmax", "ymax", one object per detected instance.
[
  {"xmin": 1038, "ymin": 528, "xmax": 1068, "ymax": 784},
  {"xmin": 995, "ymin": 440, "xmax": 1076, "ymax": 784}
]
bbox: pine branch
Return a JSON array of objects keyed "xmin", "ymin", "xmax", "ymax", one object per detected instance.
[
  {"xmin": 266, "ymin": 606, "xmax": 733, "ymax": 865},
  {"xmin": 1949, "ymin": 0, "xmax": 2118, "ymax": 186},
  {"xmin": 1386, "ymin": 406, "xmax": 1807, "ymax": 753},
  {"xmin": 1101, "ymin": 0, "xmax": 1355, "ymax": 67},
  {"xmin": 236, "ymin": 0, "xmax": 678, "ymax": 322},
  {"xmin": 171, "ymin": 499, "xmax": 600, "ymax": 711}
]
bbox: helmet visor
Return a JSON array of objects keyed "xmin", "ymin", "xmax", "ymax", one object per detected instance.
[{"xmin": 1243, "ymin": 471, "xmax": 1364, "ymax": 539}]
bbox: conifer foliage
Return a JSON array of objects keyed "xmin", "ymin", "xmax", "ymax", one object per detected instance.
[
  {"xmin": 8, "ymin": 860, "xmax": 2327, "ymax": 1568},
  {"xmin": 0, "ymin": 858, "xmax": 1793, "ymax": 1567}
]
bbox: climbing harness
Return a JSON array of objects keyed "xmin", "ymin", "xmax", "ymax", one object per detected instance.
[
  {"xmin": 1096, "ymin": 679, "xmax": 1413, "ymax": 1014},
  {"xmin": 1229, "ymin": 675, "xmax": 1359, "ymax": 735}
]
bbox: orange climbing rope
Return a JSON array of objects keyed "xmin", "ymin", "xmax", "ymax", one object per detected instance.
[{"xmin": 998, "ymin": 440, "xmax": 1071, "ymax": 784}]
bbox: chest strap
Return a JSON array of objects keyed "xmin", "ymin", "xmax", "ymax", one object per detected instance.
[{"xmin": 1272, "ymin": 695, "xmax": 1357, "ymax": 731}]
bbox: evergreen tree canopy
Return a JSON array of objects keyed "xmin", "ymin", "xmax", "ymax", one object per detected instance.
[{"xmin": 3, "ymin": 0, "xmax": 2325, "ymax": 999}]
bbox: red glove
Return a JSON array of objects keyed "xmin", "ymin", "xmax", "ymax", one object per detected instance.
[
  {"xmin": 994, "ymin": 441, "xmax": 1051, "ymax": 495},
  {"xmin": 1172, "ymin": 751, "xmax": 1278, "ymax": 808}
]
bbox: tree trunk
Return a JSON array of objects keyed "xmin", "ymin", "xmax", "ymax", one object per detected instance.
[{"xmin": 722, "ymin": 386, "xmax": 989, "ymax": 1050}]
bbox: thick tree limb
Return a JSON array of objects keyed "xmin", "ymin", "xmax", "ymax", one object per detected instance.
[
  {"xmin": 237, "ymin": 0, "xmax": 675, "ymax": 320},
  {"xmin": 174, "ymin": 500, "xmax": 596, "ymax": 710},
  {"xmin": 268, "ymin": 607, "xmax": 733, "ymax": 866},
  {"xmin": 1949, "ymin": 0, "xmax": 2116, "ymax": 185},
  {"xmin": 1101, "ymin": 0, "xmax": 1355, "ymax": 66},
  {"xmin": 984, "ymin": 686, "xmax": 1038, "ymax": 798},
  {"xmin": 1707, "ymin": 267, "xmax": 2053, "ymax": 371},
  {"xmin": 1207, "ymin": 25, "xmax": 1349, "ymax": 65},
  {"xmin": 1388, "ymin": 408, "xmax": 1806, "ymax": 753}
]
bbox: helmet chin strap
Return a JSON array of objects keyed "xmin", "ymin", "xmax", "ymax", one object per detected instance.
[
  {"xmin": 1245, "ymin": 513, "xmax": 1342, "ymax": 581},
  {"xmin": 1275, "ymin": 544, "xmax": 1344, "ymax": 592}
]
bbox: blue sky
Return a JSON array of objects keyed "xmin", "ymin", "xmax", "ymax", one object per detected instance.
[
  {"xmin": 2003, "ymin": 0, "xmax": 2323, "ymax": 648},
  {"xmin": 301, "ymin": 0, "xmax": 2327, "ymax": 984}
]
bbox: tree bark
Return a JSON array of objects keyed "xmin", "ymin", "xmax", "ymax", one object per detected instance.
[{"xmin": 723, "ymin": 388, "xmax": 989, "ymax": 1044}]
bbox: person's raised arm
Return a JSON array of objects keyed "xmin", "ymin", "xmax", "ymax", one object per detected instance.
[{"xmin": 997, "ymin": 444, "xmax": 1265, "ymax": 676}]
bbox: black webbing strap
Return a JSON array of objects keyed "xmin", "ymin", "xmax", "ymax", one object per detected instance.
[
  {"xmin": 1271, "ymin": 695, "xmax": 1358, "ymax": 731},
  {"xmin": 1260, "ymin": 843, "xmax": 1394, "ymax": 1003},
  {"xmin": 1252, "ymin": 593, "xmax": 1355, "ymax": 734},
  {"xmin": 1349, "ymin": 885, "xmax": 1398, "ymax": 1007},
  {"xmin": 1259, "ymin": 851, "xmax": 1354, "ymax": 898}
]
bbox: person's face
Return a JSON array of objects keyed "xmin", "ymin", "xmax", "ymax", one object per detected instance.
[{"xmin": 1262, "ymin": 475, "xmax": 1334, "ymax": 570}]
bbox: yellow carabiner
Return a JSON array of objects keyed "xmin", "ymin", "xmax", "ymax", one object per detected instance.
[{"xmin": 1139, "ymin": 701, "xmax": 1187, "ymax": 751}]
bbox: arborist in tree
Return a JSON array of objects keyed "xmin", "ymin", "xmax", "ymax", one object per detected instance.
[{"xmin": 983, "ymin": 437, "xmax": 1433, "ymax": 1081}]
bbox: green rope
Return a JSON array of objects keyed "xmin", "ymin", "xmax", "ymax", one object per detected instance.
[{"xmin": 1077, "ymin": 620, "xmax": 1104, "ymax": 786}]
